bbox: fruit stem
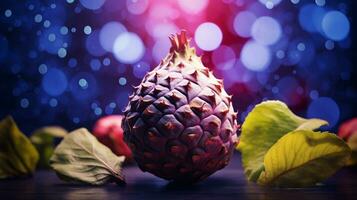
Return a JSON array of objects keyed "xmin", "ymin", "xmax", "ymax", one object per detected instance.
[{"xmin": 169, "ymin": 30, "xmax": 189, "ymax": 53}]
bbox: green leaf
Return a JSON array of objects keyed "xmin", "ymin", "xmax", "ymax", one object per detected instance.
[
  {"xmin": 30, "ymin": 126, "xmax": 67, "ymax": 168},
  {"xmin": 0, "ymin": 116, "xmax": 39, "ymax": 179},
  {"xmin": 258, "ymin": 130, "xmax": 351, "ymax": 187},
  {"xmin": 237, "ymin": 101, "xmax": 328, "ymax": 182},
  {"xmin": 50, "ymin": 128, "xmax": 125, "ymax": 185}
]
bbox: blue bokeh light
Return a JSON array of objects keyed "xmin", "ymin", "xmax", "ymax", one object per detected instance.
[
  {"xmin": 102, "ymin": 58, "xmax": 111, "ymax": 66},
  {"xmin": 99, "ymin": 21, "xmax": 127, "ymax": 52},
  {"xmin": 78, "ymin": 78, "xmax": 88, "ymax": 89},
  {"xmin": 94, "ymin": 107, "xmax": 102, "ymax": 116},
  {"xmin": 90, "ymin": 59, "xmax": 102, "ymax": 71},
  {"xmin": 315, "ymin": 0, "xmax": 325, "ymax": 6},
  {"xmin": 38, "ymin": 26, "xmax": 69, "ymax": 55},
  {"xmin": 83, "ymin": 25, "xmax": 92, "ymax": 35},
  {"xmin": 126, "ymin": 0, "xmax": 149, "ymax": 15},
  {"xmin": 69, "ymin": 72, "xmax": 98, "ymax": 100},
  {"xmin": 38, "ymin": 64, "xmax": 48, "ymax": 74},
  {"xmin": 42, "ymin": 68, "xmax": 68, "ymax": 96},
  {"xmin": 79, "ymin": 0, "xmax": 106, "ymax": 10},
  {"xmin": 49, "ymin": 98, "xmax": 58, "ymax": 107},
  {"xmin": 113, "ymin": 32, "xmax": 145, "ymax": 64},
  {"xmin": 34, "ymin": 14, "xmax": 42, "ymax": 23},
  {"xmin": 307, "ymin": 97, "xmax": 340, "ymax": 128},
  {"xmin": 57, "ymin": 48, "xmax": 67, "ymax": 58},
  {"xmin": 4, "ymin": 9, "xmax": 12, "ymax": 18},
  {"xmin": 241, "ymin": 40, "xmax": 271, "ymax": 71},
  {"xmin": 259, "ymin": 0, "xmax": 282, "ymax": 9},
  {"xmin": 60, "ymin": 26, "xmax": 68, "ymax": 35},
  {"xmin": 251, "ymin": 16, "xmax": 282, "ymax": 45},
  {"xmin": 118, "ymin": 77, "xmax": 127, "ymax": 86},
  {"xmin": 195, "ymin": 22, "xmax": 222, "ymax": 51},
  {"xmin": 20, "ymin": 98, "xmax": 30, "ymax": 108},
  {"xmin": 298, "ymin": 4, "xmax": 325, "ymax": 33},
  {"xmin": 233, "ymin": 11, "xmax": 256, "ymax": 38},
  {"xmin": 322, "ymin": 11, "xmax": 350, "ymax": 41},
  {"xmin": 43, "ymin": 20, "xmax": 51, "ymax": 28},
  {"xmin": 309, "ymin": 90, "xmax": 319, "ymax": 100}
]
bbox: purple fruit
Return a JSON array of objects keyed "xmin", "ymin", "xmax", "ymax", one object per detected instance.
[{"xmin": 122, "ymin": 31, "xmax": 238, "ymax": 182}]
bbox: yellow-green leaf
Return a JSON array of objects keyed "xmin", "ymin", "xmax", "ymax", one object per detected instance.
[
  {"xmin": 30, "ymin": 126, "xmax": 67, "ymax": 168},
  {"xmin": 0, "ymin": 116, "xmax": 39, "ymax": 179},
  {"xmin": 258, "ymin": 130, "xmax": 351, "ymax": 187},
  {"xmin": 347, "ymin": 132, "xmax": 357, "ymax": 151},
  {"xmin": 237, "ymin": 101, "xmax": 328, "ymax": 182},
  {"xmin": 50, "ymin": 128, "xmax": 125, "ymax": 185},
  {"xmin": 296, "ymin": 119, "xmax": 329, "ymax": 131}
]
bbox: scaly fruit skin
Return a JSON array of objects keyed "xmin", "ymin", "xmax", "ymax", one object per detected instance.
[
  {"xmin": 93, "ymin": 115, "xmax": 133, "ymax": 161},
  {"xmin": 122, "ymin": 31, "xmax": 238, "ymax": 182}
]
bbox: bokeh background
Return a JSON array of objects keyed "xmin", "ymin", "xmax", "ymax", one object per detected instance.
[{"xmin": 0, "ymin": 0, "xmax": 356, "ymax": 134}]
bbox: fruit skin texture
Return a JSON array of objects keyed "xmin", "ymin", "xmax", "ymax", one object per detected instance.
[
  {"xmin": 122, "ymin": 31, "xmax": 238, "ymax": 182},
  {"xmin": 93, "ymin": 115, "xmax": 133, "ymax": 161}
]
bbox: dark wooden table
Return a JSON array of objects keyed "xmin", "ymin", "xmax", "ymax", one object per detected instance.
[{"xmin": 1, "ymin": 154, "xmax": 357, "ymax": 200}]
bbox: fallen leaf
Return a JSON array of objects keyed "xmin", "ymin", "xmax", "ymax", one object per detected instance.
[
  {"xmin": 258, "ymin": 130, "xmax": 350, "ymax": 187},
  {"xmin": 0, "ymin": 116, "xmax": 39, "ymax": 179},
  {"xmin": 50, "ymin": 128, "xmax": 125, "ymax": 185},
  {"xmin": 237, "ymin": 101, "xmax": 328, "ymax": 182},
  {"xmin": 30, "ymin": 126, "xmax": 67, "ymax": 168}
]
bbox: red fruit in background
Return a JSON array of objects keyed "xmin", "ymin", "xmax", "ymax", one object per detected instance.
[
  {"xmin": 338, "ymin": 118, "xmax": 357, "ymax": 140},
  {"xmin": 338, "ymin": 118, "xmax": 357, "ymax": 166},
  {"xmin": 93, "ymin": 115, "xmax": 132, "ymax": 161}
]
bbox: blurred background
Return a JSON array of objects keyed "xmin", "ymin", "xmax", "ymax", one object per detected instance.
[{"xmin": 0, "ymin": 0, "xmax": 355, "ymax": 134}]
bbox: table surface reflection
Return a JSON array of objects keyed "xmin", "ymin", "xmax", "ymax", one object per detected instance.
[{"xmin": 1, "ymin": 154, "xmax": 357, "ymax": 200}]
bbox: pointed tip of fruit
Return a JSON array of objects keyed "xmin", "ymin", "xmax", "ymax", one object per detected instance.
[{"xmin": 169, "ymin": 30, "xmax": 189, "ymax": 53}]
